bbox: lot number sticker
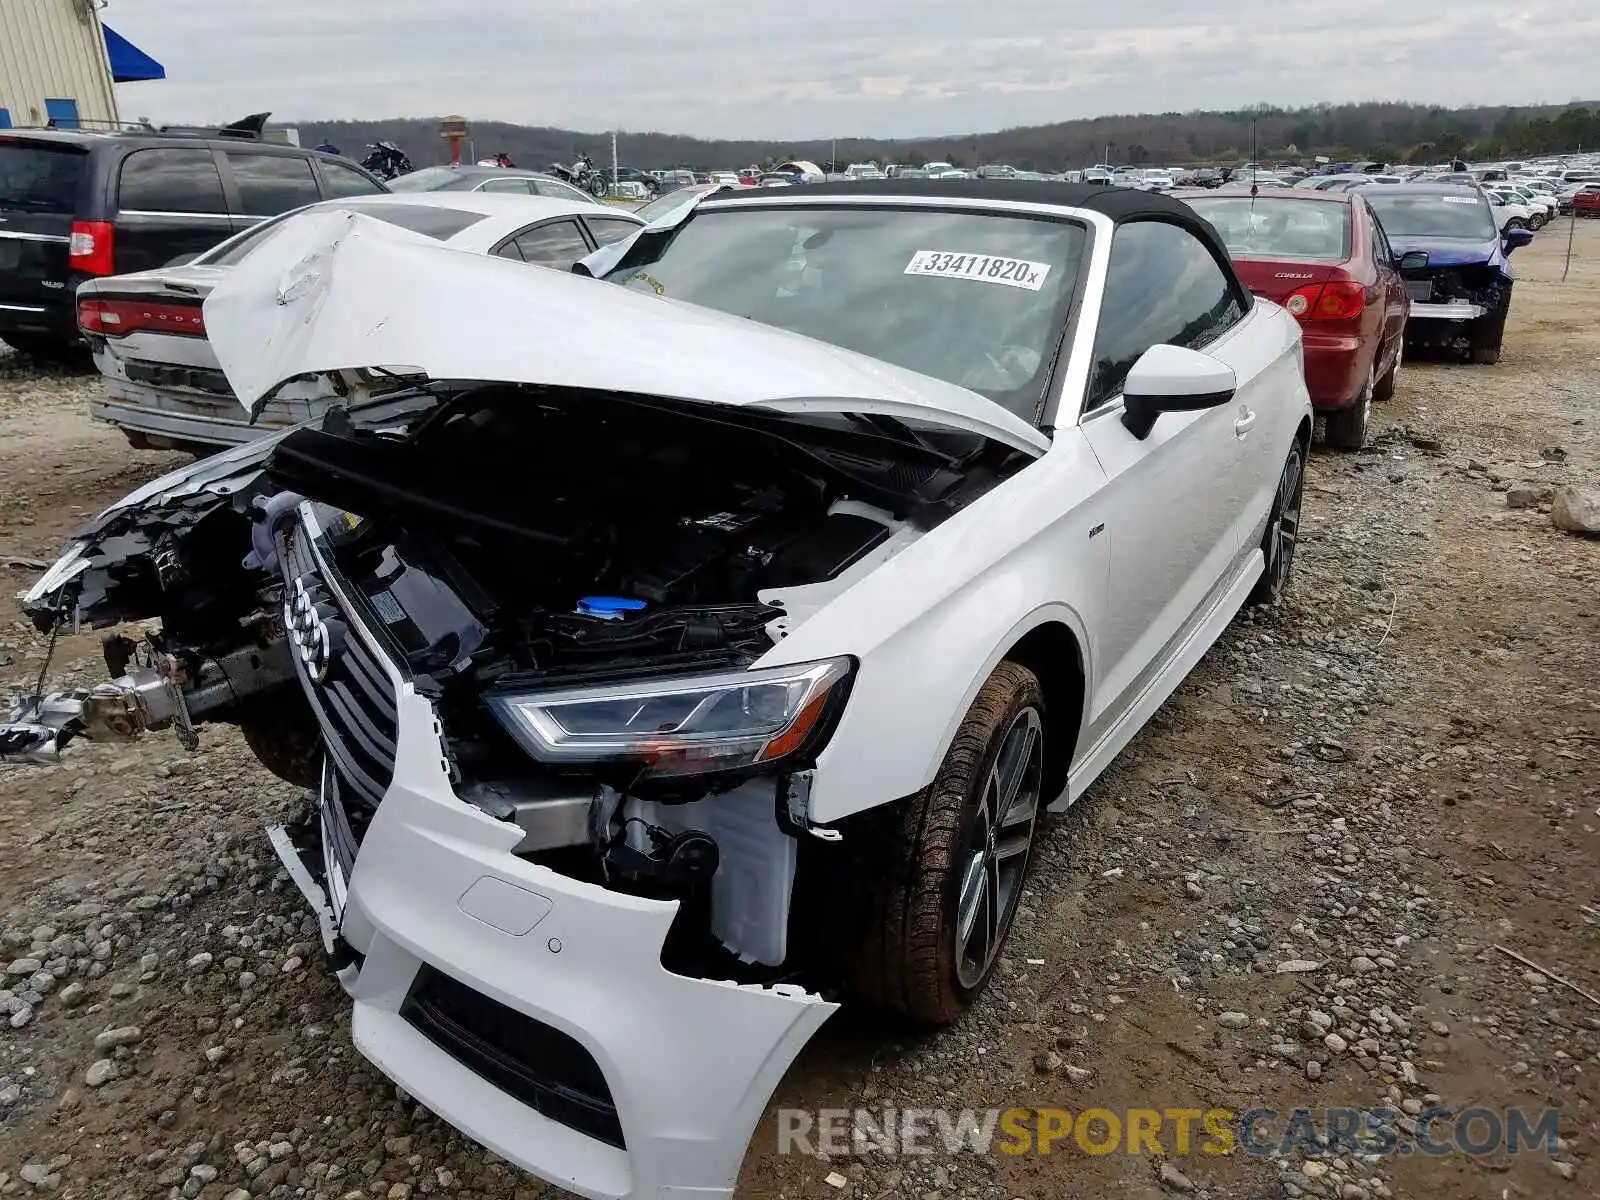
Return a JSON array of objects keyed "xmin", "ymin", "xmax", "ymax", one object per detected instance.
[
  {"xmin": 1439, "ymin": 195, "xmax": 1480, "ymax": 204},
  {"xmin": 905, "ymin": 250, "xmax": 1051, "ymax": 291}
]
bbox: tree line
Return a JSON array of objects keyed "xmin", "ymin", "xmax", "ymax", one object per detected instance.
[{"xmin": 286, "ymin": 101, "xmax": 1600, "ymax": 173}]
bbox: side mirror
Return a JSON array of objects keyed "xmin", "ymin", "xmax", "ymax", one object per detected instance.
[
  {"xmin": 1503, "ymin": 227, "xmax": 1534, "ymax": 253},
  {"xmin": 1120, "ymin": 344, "xmax": 1238, "ymax": 439},
  {"xmin": 1396, "ymin": 250, "xmax": 1430, "ymax": 270}
]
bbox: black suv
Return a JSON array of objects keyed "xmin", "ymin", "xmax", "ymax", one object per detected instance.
[{"xmin": 0, "ymin": 117, "xmax": 387, "ymax": 358}]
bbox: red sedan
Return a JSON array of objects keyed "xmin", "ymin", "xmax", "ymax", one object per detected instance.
[{"xmin": 1175, "ymin": 188, "xmax": 1411, "ymax": 450}]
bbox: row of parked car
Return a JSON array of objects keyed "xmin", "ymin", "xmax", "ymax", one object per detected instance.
[{"xmin": 0, "ymin": 114, "xmax": 1527, "ymax": 460}]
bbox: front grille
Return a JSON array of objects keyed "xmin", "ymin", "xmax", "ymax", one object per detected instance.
[
  {"xmin": 1400, "ymin": 264, "xmax": 1506, "ymax": 307},
  {"xmin": 319, "ymin": 757, "xmax": 363, "ymax": 876},
  {"xmin": 401, "ymin": 965, "xmax": 626, "ymax": 1149},
  {"xmin": 281, "ymin": 524, "xmax": 399, "ymax": 815}
]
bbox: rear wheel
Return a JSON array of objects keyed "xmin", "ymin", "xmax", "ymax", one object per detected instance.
[
  {"xmin": 1247, "ymin": 440, "xmax": 1305, "ymax": 607},
  {"xmin": 1324, "ymin": 366, "xmax": 1373, "ymax": 451},
  {"xmin": 844, "ymin": 662, "xmax": 1046, "ymax": 1025},
  {"xmin": 2, "ymin": 333, "xmax": 83, "ymax": 363},
  {"xmin": 1372, "ymin": 340, "xmax": 1401, "ymax": 402}
]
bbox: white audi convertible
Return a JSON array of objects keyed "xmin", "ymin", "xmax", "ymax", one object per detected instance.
[{"xmin": 3, "ymin": 181, "xmax": 1312, "ymax": 1199}]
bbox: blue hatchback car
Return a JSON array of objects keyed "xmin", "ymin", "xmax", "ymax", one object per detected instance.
[{"xmin": 1358, "ymin": 183, "xmax": 1534, "ymax": 363}]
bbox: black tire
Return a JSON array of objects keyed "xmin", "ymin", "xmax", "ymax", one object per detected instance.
[
  {"xmin": 844, "ymin": 662, "xmax": 1047, "ymax": 1025},
  {"xmin": 2, "ymin": 333, "xmax": 83, "ymax": 363},
  {"xmin": 1324, "ymin": 367, "xmax": 1372, "ymax": 452},
  {"xmin": 1372, "ymin": 340, "xmax": 1401, "ymax": 402},
  {"xmin": 236, "ymin": 695, "xmax": 322, "ymax": 789},
  {"xmin": 1468, "ymin": 297, "xmax": 1509, "ymax": 365},
  {"xmin": 587, "ymin": 175, "xmax": 607, "ymax": 198},
  {"xmin": 1247, "ymin": 439, "xmax": 1306, "ymax": 607},
  {"xmin": 1505, "ymin": 217, "xmax": 1527, "ymax": 231}
]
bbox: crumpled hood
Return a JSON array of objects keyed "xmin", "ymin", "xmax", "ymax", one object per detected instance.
[{"xmin": 201, "ymin": 209, "xmax": 1051, "ymax": 457}]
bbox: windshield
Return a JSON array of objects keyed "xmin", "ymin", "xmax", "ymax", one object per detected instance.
[
  {"xmin": 1185, "ymin": 197, "xmax": 1350, "ymax": 261},
  {"xmin": 601, "ymin": 205, "xmax": 1087, "ymax": 420},
  {"xmin": 0, "ymin": 142, "xmax": 85, "ymax": 213},
  {"xmin": 198, "ymin": 202, "xmax": 488, "ymax": 266},
  {"xmin": 1363, "ymin": 192, "xmax": 1497, "ymax": 240},
  {"xmin": 386, "ymin": 167, "xmax": 463, "ymax": 192}
]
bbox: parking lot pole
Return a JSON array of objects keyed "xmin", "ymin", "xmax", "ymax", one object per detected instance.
[
  {"xmin": 1566, "ymin": 210, "xmax": 1577, "ymax": 282},
  {"xmin": 612, "ymin": 130, "xmax": 619, "ymax": 201}
]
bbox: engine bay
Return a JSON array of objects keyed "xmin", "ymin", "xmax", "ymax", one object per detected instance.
[{"xmin": 268, "ymin": 387, "xmax": 919, "ymax": 691}]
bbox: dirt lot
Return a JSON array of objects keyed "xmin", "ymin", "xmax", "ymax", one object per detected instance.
[{"xmin": 0, "ymin": 223, "xmax": 1597, "ymax": 1200}]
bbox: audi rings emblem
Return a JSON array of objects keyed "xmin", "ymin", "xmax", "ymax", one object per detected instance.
[{"xmin": 286, "ymin": 575, "xmax": 344, "ymax": 684}]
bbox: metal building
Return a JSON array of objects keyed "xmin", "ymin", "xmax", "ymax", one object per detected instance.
[{"xmin": 0, "ymin": 0, "xmax": 165, "ymax": 131}]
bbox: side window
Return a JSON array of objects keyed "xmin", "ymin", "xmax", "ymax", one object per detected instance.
[
  {"xmin": 1085, "ymin": 220, "xmax": 1246, "ymax": 412},
  {"xmin": 225, "ymin": 152, "xmax": 320, "ymax": 215},
  {"xmin": 532, "ymin": 178, "xmax": 589, "ymax": 203},
  {"xmin": 117, "ymin": 148, "xmax": 226, "ymax": 213},
  {"xmin": 584, "ymin": 216, "xmax": 641, "ymax": 247},
  {"xmin": 511, "ymin": 219, "xmax": 591, "ymax": 267},
  {"xmin": 478, "ymin": 178, "xmax": 533, "ymax": 194},
  {"xmin": 320, "ymin": 160, "xmax": 384, "ymax": 199},
  {"xmin": 1365, "ymin": 203, "xmax": 1394, "ymax": 266}
]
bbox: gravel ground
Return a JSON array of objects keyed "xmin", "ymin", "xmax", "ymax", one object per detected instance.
[{"xmin": 0, "ymin": 223, "xmax": 1597, "ymax": 1200}]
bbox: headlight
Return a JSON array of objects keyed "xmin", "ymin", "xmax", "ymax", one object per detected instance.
[{"xmin": 486, "ymin": 657, "xmax": 853, "ymax": 780}]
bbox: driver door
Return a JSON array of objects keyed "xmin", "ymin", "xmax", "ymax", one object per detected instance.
[{"xmin": 1075, "ymin": 219, "xmax": 1254, "ymax": 749}]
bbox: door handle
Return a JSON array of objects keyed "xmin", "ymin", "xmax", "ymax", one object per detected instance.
[{"xmin": 1234, "ymin": 408, "xmax": 1258, "ymax": 437}]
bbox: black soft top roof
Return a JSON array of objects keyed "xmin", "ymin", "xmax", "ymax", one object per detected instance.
[
  {"xmin": 712, "ymin": 178, "xmax": 1237, "ymax": 270},
  {"xmin": 774, "ymin": 178, "xmax": 1200, "ymax": 222}
]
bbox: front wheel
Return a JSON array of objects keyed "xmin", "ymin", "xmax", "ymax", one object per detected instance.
[
  {"xmin": 844, "ymin": 662, "xmax": 1047, "ymax": 1025},
  {"xmin": 1504, "ymin": 217, "xmax": 1528, "ymax": 232},
  {"xmin": 587, "ymin": 174, "xmax": 608, "ymax": 198},
  {"xmin": 1467, "ymin": 297, "xmax": 1510, "ymax": 365},
  {"xmin": 1247, "ymin": 440, "xmax": 1305, "ymax": 607}
]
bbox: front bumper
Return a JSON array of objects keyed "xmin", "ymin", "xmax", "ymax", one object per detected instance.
[
  {"xmin": 1407, "ymin": 300, "xmax": 1488, "ymax": 321},
  {"xmin": 269, "ymin": 516, "xmax": 835, "ymax": 1199}
]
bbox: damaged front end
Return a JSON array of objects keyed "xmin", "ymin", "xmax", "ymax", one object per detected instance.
[
  {"xmin": 3, "ymin": 209, "xmax": 1046, "ymax": 1199},
  {"xmin": 1400, "ymin": 258, "xmax": 1512, "ymax": 353},
  {"xmin": 4, "ymin": 433, "xmax": 302, "ymax": 763}
]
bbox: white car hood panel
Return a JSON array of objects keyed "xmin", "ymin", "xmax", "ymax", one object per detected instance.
[{"xmin": 202, "ymin": 209, "xmax": 1050, "ymax": 457}]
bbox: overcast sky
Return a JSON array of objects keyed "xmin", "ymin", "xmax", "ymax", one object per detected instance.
[{"xmin": 106, "ymin": 0, "xmax": 1600, "ymax": 141}]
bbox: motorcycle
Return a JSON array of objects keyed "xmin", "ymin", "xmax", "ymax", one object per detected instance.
[
  {"xmin": 549, "ymin": 157, "xmax": 608, "ymax": 197},
  {"xmin": 360, "ymin": 140, "xmax": 413, "ymax": 181}
]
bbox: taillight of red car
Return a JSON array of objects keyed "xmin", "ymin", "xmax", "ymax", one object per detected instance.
[
  {"xmin": 1282, "ymin": 280, "xmax": 1365, "ymax": 321},
  {"xmin": 78, "ymin": 297, "xmax": 206, "ymax": 338},
  {"xmin": 68, "ymin": 220, "xmax": 115, "ymax": 276}
]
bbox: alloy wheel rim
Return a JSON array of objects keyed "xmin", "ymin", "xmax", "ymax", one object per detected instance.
[
  {"xmin": 956, "ymin": 706, "xmax": 1044, "ymax": 989},
  {"xmin": 1268, "ymin": 450, "xmax": 1304, "ymax": 594}
]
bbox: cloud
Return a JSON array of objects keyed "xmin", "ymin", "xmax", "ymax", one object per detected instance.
[{"xmin": 106, "ymin": 0, "xmax": 1600, "ymax": 140}]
